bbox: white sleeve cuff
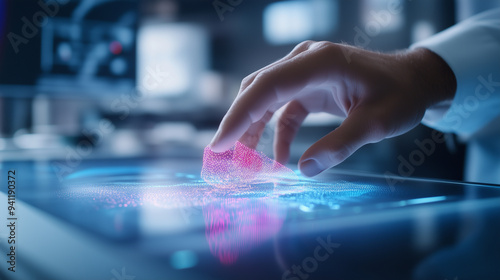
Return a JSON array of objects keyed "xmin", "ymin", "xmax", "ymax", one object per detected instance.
[{"xmin": 410, "ymin": 8, "xmax": 500, "ymax": 138}]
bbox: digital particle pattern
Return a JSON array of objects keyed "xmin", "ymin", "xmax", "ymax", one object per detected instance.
[{"xmin": 201, "ymin": 141, "xmax": 298, "ymax": 187}]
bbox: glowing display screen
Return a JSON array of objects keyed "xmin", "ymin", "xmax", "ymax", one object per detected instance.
[
  {"xmin": 7, "ymin": 157, "xmax": 469, "ymax": 267},
  {"xmin": 3, "ymin": 158, "xmax": 499, "ymax": 280},
  {"xmin": 54, "ymin": 160, "xmax": 410, "ymax": 265}
]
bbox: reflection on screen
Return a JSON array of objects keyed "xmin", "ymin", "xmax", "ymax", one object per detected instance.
[{"xmin": 203, "ymin": 195, "xmax": 285, "ymax": 264}]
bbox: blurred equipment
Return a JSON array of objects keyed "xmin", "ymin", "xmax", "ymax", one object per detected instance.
[
  {"xmin": 38, "ymin": 0, "xmax": 137, "ymax": 96},
  {"xmin": 0, "ymin": 0, "xmax": 138, "ymax": 149}
]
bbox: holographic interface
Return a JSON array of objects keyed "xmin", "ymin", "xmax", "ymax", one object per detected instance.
[
  {"xmin": 201, "ymin": 141, "xmax": 299, "ymax": 187},
  {"xmin": 57, "ymin": 162, "xmax": 403, "ymax": 265}
]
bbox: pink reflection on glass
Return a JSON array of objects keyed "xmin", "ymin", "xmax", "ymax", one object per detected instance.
[
  {"xmin": 201, "ymin": 142, "xmax": 295, "ymax": 263},
  {"xmin": 202, "ymin": 141, "xmax": 298, "ymax": 187},
  {"xmin": 203, "ymin": 194, "xmax": 285, "ymax": 265}
]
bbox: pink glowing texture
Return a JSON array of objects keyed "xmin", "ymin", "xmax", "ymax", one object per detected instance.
[
  {"xmin": 201, "ymin": 141, "xmax": 297, "ymax": 187},
  {"xmin": 203, "ymin": 197, "xmax": 285, "ymax": 265}
]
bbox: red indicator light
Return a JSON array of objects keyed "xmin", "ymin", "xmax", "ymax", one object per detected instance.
[{"xmin": 109, "ymin": 41, "xmax": 122, "ymax": 55}]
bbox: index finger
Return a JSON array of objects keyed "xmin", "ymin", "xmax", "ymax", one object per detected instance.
[{"xmin": 210, "ymin": 43, "xmax": 340, "ymax": 152}]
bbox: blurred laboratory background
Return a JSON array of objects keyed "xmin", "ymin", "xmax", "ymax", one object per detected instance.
[{"xmin": 1, "ymin": 0, "xmax": 499, "ymax": 182}]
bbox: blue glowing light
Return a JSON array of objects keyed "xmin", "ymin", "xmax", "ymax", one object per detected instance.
[
  {"xmin": 170, "ymin": 250, "xmax": 198, "ymax": 270},
  {"xmin": 65, "ymin": 167, "xmax": 153, "ymax": 179},
  {"xmin": 406, "ymin": 196, "xmax": 448, "ymax": 205}
]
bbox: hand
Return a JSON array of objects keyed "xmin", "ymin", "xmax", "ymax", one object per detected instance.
[{"xmin": 209, "ymin": 41, "xmax": 456, "ymax": 177}]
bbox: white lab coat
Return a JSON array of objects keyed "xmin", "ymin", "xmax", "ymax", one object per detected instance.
[{"xmin": 411, "ymin": 8, "xmax": 500, "ymax": 184}]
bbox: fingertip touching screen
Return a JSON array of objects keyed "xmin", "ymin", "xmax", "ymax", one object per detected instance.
[{"xmin": 201, "ymin": 141, "xmax": 299, "ymax": 187}]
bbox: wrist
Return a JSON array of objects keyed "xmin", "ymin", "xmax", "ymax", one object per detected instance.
[{"xmin": 402, "ymin": 48, "xmax": 457, "ymax": 109}]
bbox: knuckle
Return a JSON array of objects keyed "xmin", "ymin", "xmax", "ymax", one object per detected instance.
[
  {"xmin": 240, "ymin": 75, "xmax": 254, "ymax": 88},
  {"xmin": 299, "ymin": 40, "xmax": 316, "ymax": 48},
  {"xmin": 254, "ymin": 69, "xmax": 272, "ymax": 83},
  {"xmin": 309, "ymin": 42, "xmax": 343, "ymax": 64},
  {"xmin": 368, "ymin": 113, "xmax": 394, "ymax": 139},
  {"xmin": 326, "ymin": 144, "xmax": 351, "ymax": 164},
  {"xmin": 292, "ymin": 40, "xmax": 316, "ymax": 53},
  {"xmin": 312, "ymin": 41, "xmax": 336, "ymax": 51}
]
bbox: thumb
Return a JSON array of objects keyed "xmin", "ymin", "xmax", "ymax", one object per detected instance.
[{"xmin": 299, "ymin": 111, "xmax": 385, "ymax": 177}]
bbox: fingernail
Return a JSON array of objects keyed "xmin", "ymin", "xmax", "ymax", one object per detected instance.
[
  {"xmin": 209, "ymin": 131, "xmax": 220, "ymax": 149},
  {"xmin": 299, "ymin": 159, "xmax": 322, "ymax": 177},
  {"xmin": 208, "ymin": 142, "xmax": 220, "ymax": 153}
]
